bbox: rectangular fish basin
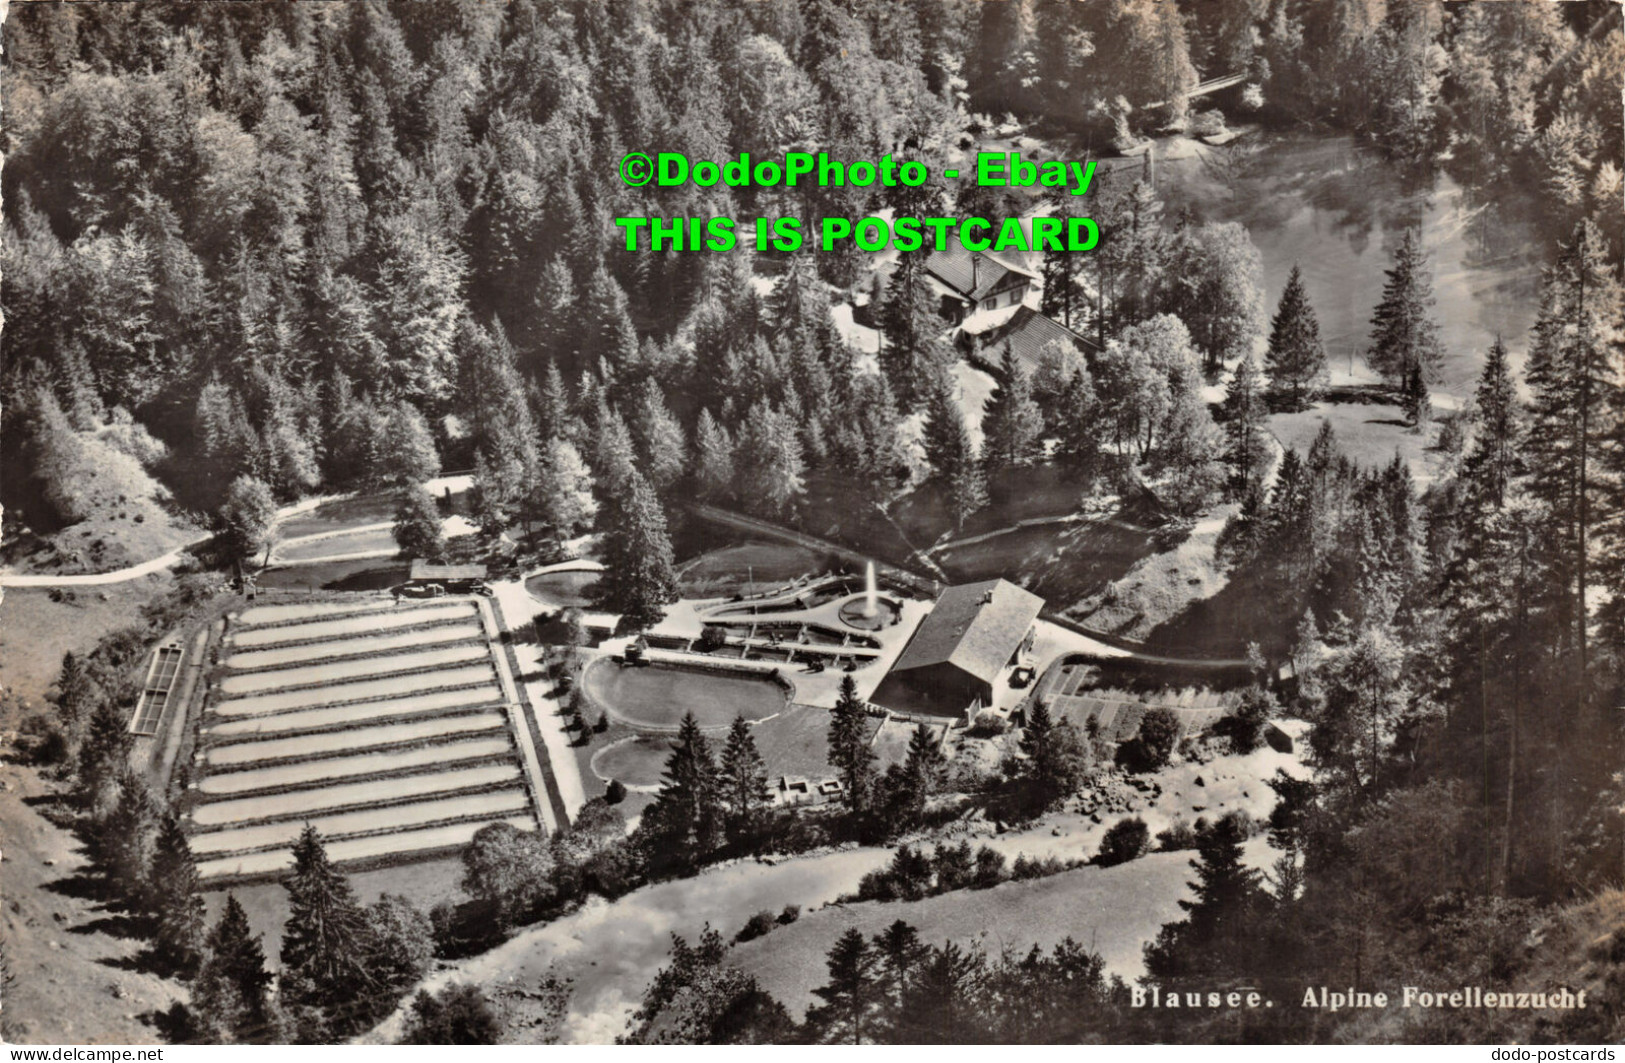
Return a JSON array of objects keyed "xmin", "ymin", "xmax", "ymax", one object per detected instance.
[
  {"xmin": 206, "ymin": 687, "xmax": 504, "ymax": 737},
  {"xmin": 212, "ymin": 665, "xmax": 496, "ymax": 717},
  {"xmin": 196, "ymin": 815, "xmax": 537, "ymax": 880},
  {"xmin": 199, "ymin": 736, "xmax": 515, "ymax": 795},
  {"xmin": 236, "ymin": 599, "xmax": 398, "ymax": 626},
  {"xmin": 232, "ymin": 602, "xmax": 476, "ymax": 648},
  {"xmin": 192, "ymin": 789, "xmax": 533, "ymax": 855},
  {"xmin": 207, "ymin": 711, "xmax": 506, "ymax": 765},
  {"xmin": 191, "ymin": 762, "xmax": 521, "ymax": 827},
  {"xmin": 218, "ymin": 643, "xmax": 491, "ymax": 696},
  {"xmin": 226, "ymin": 622, "xmax": 485, "ymax": 670}
]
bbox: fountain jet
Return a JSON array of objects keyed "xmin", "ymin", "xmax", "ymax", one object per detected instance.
[{"xmin": 862, "ymin": 560, "xmax": 878, "ymax": 618}]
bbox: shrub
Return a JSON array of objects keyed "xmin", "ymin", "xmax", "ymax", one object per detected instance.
[
  {"xmin": 1156, "ymin": 815, "xmax": 1198, "ymax": 851},
  {"xmin": 971, "ymin": 846, "xmax": 1008, "ymax": 889},
  {"xmin": 1117, "ymin": 707, "xmax": 1181, "ymax": 773},
  {"xmin": 1010, "ymin": 853, "xmax": 1069, "ymax": 880},
  {"xmin": 593, "ymin": 713, "xmax": 609, "ymax": 734},
  {"xmin": 776, "ymin": 904, "xmax": 801, "ymax": 925},
  {"xmin": 604, "ymin": 780, "xmax": 627, "ymax": 805},
  {"xmin": 734, "ymin": 910, "xmax": 777, "ymax": 944},
  {"xmin": 965, "ymin": 713, "xmax": 1007, "ymax": 738},
  {"xmin": 1096, "ymin": 817, "xmax": 1150, "ymax": 867},
  {"xmin": 697, "ymin": 626, "xmax": 728, "ymax": 652}
]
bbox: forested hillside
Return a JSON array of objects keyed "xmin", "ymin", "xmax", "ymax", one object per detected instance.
[{"xmin": 2, "ymin": 0, "xmax": 1623, "ymax": 1046}]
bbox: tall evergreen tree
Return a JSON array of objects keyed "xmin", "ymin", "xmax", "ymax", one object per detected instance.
[
  {"xmin": 828, "ymin": 675, "xmax": 877, "ymax": 817},
  {"xmin": 1366, "ymin": 229, "xmax": 1444, "ymax": 389},
  {"xmin": 1523, "ymin": 220, "xmax": 1624, "ymax": 685},
  {"xmin": 691, "ymin": 408, "xmax": 736, "ymax": 503},
  {"xmin": 595, "ymin": 468, "xmax": 678, "ymax": 632},
  {"xmin": 639, "ymin": 712, "xmax": 722, "ymax": 877},
  {"xmin": 280, "ymin": 826, "xmax": 374, "ymax": 1033},
  {"xmin": 806, "ymin": 927, "xmax": 879, "ymax": 1044},
  {"xmin": 718, "ymin": 715, "xmax": 771, "ymax": 847},
  {"xmin": 921, "ymin": 370, "xmax": 986, "ymax": 531},
  {"xmin": 192, "ymin": 894, "xmax": 276, "ymax": 1043},
  {"xmin": 980, "ymin": 348, "xmax": 1044, "ymax": 475},
  {"xmin": 148, "ymin": 814, "xmax": 206, "ymax": 974},
  {"xmin": 1264, "ymin": 264, "xmax": 1328, "ymax": 410},
  {"xmin": 1221, "ymin": 357, "xmax": 1270, "ymax": 499},
  {"xmin": 1143, "ymin": 812, "xmax": 1267, "ymax": 979}
]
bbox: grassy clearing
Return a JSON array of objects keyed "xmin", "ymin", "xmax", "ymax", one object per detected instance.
[
  {"xmin": 729, "ymin": 838, "xmax": 1276, "ymax": 1020},
  {"xmin": 1269, "ymin": 391, "xmax": 1444, "ymax": 484},
  {"xmin": 276, "ymin": 493, "xmax": 404, "ymax": 539},
  {"xmin": 0, "ymin": 575, "xmax": 175, "ymax": 716},
  {"xmin": 674, "ymin": 540, "xmax": 832, "ymax": 600},
  {"xmin": 1068, "ymin": 506, "xmax": 1234, "ymax": 641},
  {"xmin": 935, "ymin": 514, "xmax": 1162, "ymax": 611}
]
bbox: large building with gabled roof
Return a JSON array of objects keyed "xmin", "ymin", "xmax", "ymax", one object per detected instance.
[
  {"xmin": 924, "ymin": 245, "xmax": 1038, "ymax": 320},
  {"xmin": 868, "ymin": 579, "xmax": 1045, "ymax": 722},
  {"xmin": 967, "ymin": 304, "xmax": 1099, "ymax": 379}
]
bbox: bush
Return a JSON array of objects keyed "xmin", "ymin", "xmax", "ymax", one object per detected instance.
[
  {"xmin": 734, "ymin": 910, "xmax": 777, "ymax": 944},
  {"xmin": 1010, "ymin": 853, "xmax": 1070, "ymax": 880},
  {"xmin": 401, "ymin": 983, "xmax": 500, "ymax": 1044},
  {"xmin": 697, "ymin": 625, "xmax": 728, "ymax": 652},
  {"xmin": 1155, "ymin": 816, "xmax": 1198, "ymax": 851},
  {"xmin": 604, "ymin": 779, "xmax": 627, "ymax": 805},
  {"xmin": 965, "ymin": 713, "xmax": 1008, "ymax": 738},
  {"xmin": 1095, "ymin": 817, "xmax": 1150, "ymax": 867},
  {"xmin": 776, "ymin": 904, "xmax": 801, "ymax": 925},
  {"xmin": 1116, "ymin": 707, "xmax": 1181, "ymax": 773},
  {"xmin": 593, "ymin": 713, "xmax": 609, "ymax": 734}
]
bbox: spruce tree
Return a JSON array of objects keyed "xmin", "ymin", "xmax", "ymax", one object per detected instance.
[
  {"xmin": 280, "ymin": 826, "xmax": 374, "ymax": 1031},
  {"xmin": 628, "ymin": 378, "xmax": 687, "ymax": 495},
  {"xmin": 878, "ymin": 252, "xmax": 945, "ymax": 410},
  {"xmin": 1143, "ymin": 812, "xmax": 1266, "ymax": 979},
  {"xmin": 639, "ymin": 712, "xmax": 722, "ymax": 876},
  {"xmin": 980, "ymin": 347, "xmax": 1044, "ymax": 475},
  {"xmin": 734, "ymin": 400, "xmax": 807, "ymax": 519},
  {"xmin": 1221, "ymin": 356, "xmax": 1269, "ymax": 499},
  {"xmin": 595, "ymin": 468, "xmax": 678, "ymax": 632},
  {"xmin": 691, "ymin": 408, "xmax": 736, "ymax": 503},
  {"xmin": 1523, "ymin": 219, "xmax": 1624, "ymax": 678},
  {"xmin": 192, "ymin": 894, "xmax": 275, "ymax": 1043},
  {"xmin": 1366, "ymin": 229, "xmax": 1444, "ymax": 388},
  {"xmin": 828, "ymin": 676, "xmax": 877, "ymax": 816},
  {"xmin": 718, "ymin": 716, "xmax": 771, "ymax": 847},
  {"xmin": 806, "ymin": 927, "xmax": 879, "ymax": 1044},
  {"xmin": 921, "ymin": 370, "xmax": 986, "ymax": 531},
  {"xmin": 148, "ymin": 814, "xmax": 206, "ymax": 975},
  {"xmin": 1264, "ymin": 264, "xmax": 1327, "ymax": 410}
]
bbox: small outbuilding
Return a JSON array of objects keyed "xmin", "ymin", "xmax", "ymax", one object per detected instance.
[
  {"xmin": 868, "ymin": 579, "xmax": 1045, "ymax": 722},
  {"xmin": 407, "ymin": 561, "xmax": 489, "ymax": 594}
]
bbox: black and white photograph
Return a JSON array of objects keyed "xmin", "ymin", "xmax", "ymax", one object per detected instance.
[{"xmin": 0, "ymin": 0, "xmax": 1621, "ymax": 1047}]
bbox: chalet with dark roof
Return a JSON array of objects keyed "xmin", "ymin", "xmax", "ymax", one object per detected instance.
[
  {"xmin": 869, "ymin": 579, "xmax": 1045, "ymax": 722},
  {"xmin": 924, "ymin": 246, "xmax": 1038, "ymax": 321},
  {"xmin": 967, "ymin": 305, "xmax": 1100, "ymax": 379}
]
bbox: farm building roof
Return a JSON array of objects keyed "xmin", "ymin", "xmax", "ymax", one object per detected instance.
[
  {"xmin": 889, "ymin": 579, "xmax": 1045, "ymax": 686},
  {"xmin": 925, "ymin": 245, "xmax": 1037, "ymax": 302},
  {"xmin": 409, "ymin": 561, "xmax": 488, "ymax": 581},
  {"xmin": 975, "ymin": 305, "xmax": 1099, "ymax": 375}
]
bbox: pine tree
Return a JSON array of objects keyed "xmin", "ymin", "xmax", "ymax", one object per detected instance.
[
  {"xmin": 96, "ymin": 770, "xmax": 160, "ymax": 901},
  {"xmin": 921, "ymin": 370, "xmax": 986, "ymax": 531},
  {"xmin": 280, "ymin": 826, "xmax": 374, "ymax": 1031},
  {"xmin": 1366, "ymin": 229, "xmax": 1444, "ymax": 388},
  {"xmin": 595, "ymin": 468, "xmax": 678, "ymax": 632},
  {"xmin": 981, "ymin": 347, "xmax": 1044, "ymax": 475},
  {"xmin": 628, "ymin": 378, "xmax": 687, "ymax": 495},
  {"xmin": 1523, "ymin": 220, "xmax": 1624, "ymax": 683},
  {"xmin": 691, "ymin": 408, "xmax": 736, "ymax": 503},
  {"xmin": 1143, "ymin": 812, "xmax": 1266, "ymax": 979},
  {"xmin": 718, "ymin": 716, "xmax": 771, "ymax": 847},
  {"xmin": 1462, "ymin": 337, "xmax": 1522, "ymax": 513},
  {"xmin": 1221, "ymin": 357, "xmax": 1270, "ymax": 499},
  {"xmin": 535, "ymin": 360, "xmax": 575, "ymax": 443},
  {"xmin": 639, "ymin": 712, "xmax": 722, "ymax": 876},
  {"xmin": 192, "ymin": 894, "xmax": 275, "ymax": 1043},
  {"xmin": 878, "ymin": 252, "xmax": 945, "ymax": 410},
  {"xmin": 1264, "ymin": 264, "xmax": 1328, "ymax": 410},
  {"xmin": 148, "ymin": 814, "xmax": 206, "ymax": 975},
  {"xmin": 734, "ymin": 400, "xmax": 806, "ymax": 519},
  {"xmin": 76, "ymin": 699, "xmax": 133, "ymax": 814},
  {"xmin": 524, "ymin": 437, "xmax": 597, "ymax": 546},
  {"xmin": 806, "ymin": 927, "xmax": 878, "ymax": 1044},
  {"xmin": 828, "ymin": 675, "xmax": 877, "ymax": 816}
]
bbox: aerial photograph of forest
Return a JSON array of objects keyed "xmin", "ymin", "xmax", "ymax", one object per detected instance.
[{"xmin": 0, "ymin": 0, "xmax": 1621, "ymax": 1047}]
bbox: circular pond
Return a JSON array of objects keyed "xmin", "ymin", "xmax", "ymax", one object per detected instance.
[
  {"xmin": 581, "ymin": 658, "xmax": 788, "ymax": 732},
  {"xmin": 837, "ymin": 595, "xmax": 902, "ymax": 632},
  {"xmin": 590, "ymin": 736, "xmax": 668, "ymax": 790}
]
